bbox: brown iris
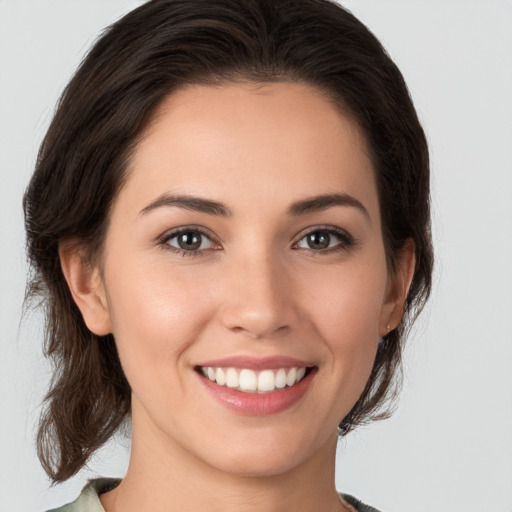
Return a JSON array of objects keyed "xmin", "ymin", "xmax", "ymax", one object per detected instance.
[
  {"xmin": 177, "ymin": 232, "xmax": 202, "ymax": 250},
  {"xmin": 306, "ymin": 231, "xmax": 331, "ymax": 250}
]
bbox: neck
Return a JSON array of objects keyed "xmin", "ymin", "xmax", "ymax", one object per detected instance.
[{"xmin": 101, "ymin": 404, "xmax": 344, "ymax": 512}]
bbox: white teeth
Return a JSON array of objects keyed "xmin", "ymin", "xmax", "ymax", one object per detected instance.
[
  {"xmin": 257, "ymin": 370, "xmax": 275, "ymax": 392},
  {"xmin": 239, "ymin": 369, "xmax": 258, "ymax": 391},
  {"xmin": 215, "ymin": 367, "xmax": 226, "ymax": 386},
  {"xmin": 200, "ymin": 366, "xmax": 309, "ymax": 393},
  {"xmin": 275, "ymin": 368, "xmax": 287, "ymax": 389},
  {"xmin": 286, "ymin": 367, "xmax": 297, "ymax": 387},
  {"xmin": 225, "ymin": 367, "xmax": 239, "ymax": 388}
]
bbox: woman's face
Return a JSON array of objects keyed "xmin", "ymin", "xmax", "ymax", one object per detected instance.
[{"xmin": 84, "ymin": 82, "xmax": 406, "ymax": 476}]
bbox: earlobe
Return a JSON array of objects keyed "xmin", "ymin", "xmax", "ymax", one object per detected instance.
[
  {"xmin": 380, "ymin": 238, "xmax": 416, "ymax": 336},
  {"xmin": 59, "ymin": 242, "xmax": 112, "ymax": 336}
]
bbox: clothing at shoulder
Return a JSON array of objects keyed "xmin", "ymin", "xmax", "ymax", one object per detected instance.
[
  {"xmin": 45, "ymin": 479, "xmax": 120, "ymax": 512},
  {"xmin": 341, "ymin": 493, "xmax": 383, "ymax": 512},
  {"xmin": 45, "ymin": 478, "xmax": 383, "ymax": 512}
]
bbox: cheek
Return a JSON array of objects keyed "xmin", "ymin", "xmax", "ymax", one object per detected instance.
[
  {"xmin": 304, "ymin": 260, "xmax": 387, "ymax": 337},
  {"xmin": 103, "ymin": 261, "xmax": 215, "ymax": 388},
  {"xmin": 300, "ymin": 261, "xmax": 387, "ymax": 386}
]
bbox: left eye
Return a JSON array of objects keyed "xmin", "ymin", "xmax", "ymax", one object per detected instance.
[
  {"xmin": 296, "ymin": 229, "xmax": 350, "ymax": 251},
  {"xmin": 165, "ymin": 230, "xmax": 215, "ymax": 252}
]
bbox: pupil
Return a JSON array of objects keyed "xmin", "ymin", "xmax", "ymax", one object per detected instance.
[
  {"xmin": 179, "ymin": 232, "xmax": 201, "ymax": 250},
  {"xmin": 308, "ymin": 232, "xmax": 330, "ymax": 249}
]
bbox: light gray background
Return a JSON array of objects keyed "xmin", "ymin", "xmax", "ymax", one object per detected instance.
[{"xmin": 1, "ymin": 1, "xmax": 511, "ymax": 511}]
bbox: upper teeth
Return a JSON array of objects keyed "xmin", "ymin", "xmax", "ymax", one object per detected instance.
[{"xmin": 201, "ymin": 367, "xmax": 307, "ymax": 393}]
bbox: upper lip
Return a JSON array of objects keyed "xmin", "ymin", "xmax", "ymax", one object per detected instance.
[{"xmin": 196, "ymin": 355, "xmax": 315, "ymax": 371}]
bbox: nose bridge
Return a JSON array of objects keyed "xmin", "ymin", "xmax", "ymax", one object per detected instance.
[{"xmin": 219, "ymin": 245, "xmax": 296, "ymax": 338}]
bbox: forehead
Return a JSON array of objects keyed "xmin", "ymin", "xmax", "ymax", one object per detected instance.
[{"xmin": 121, "ymin": 81, "xmax": 378, "ymax": 219}]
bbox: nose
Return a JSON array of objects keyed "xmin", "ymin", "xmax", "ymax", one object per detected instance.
[{"xmin": 218, "ymin": 250, "xmax": 299, "ymax": 339}]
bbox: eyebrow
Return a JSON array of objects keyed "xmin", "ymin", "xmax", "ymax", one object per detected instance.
[
  {"xmin": 288, "ymin": 193, "xmax": 370, "ymax": 220},
  {"xmin": 140, "ymin": 192, "xmax": 369, "ymax": 219},
  {"xmin": 140, "ymin": 194, "xmax": 232, "ymax": 216}
]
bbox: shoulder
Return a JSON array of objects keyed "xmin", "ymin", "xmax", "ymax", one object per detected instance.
[
  {"xmin": 46, "ymin": 481, "xmax": 380, "ymax": 512},
  {"xmin": 340, "ymin": 493, "xmax": 384, "ymax": 512},
  {"xmin": 45, "ymin": 478, "xmax": 121, "ymax": 512}
]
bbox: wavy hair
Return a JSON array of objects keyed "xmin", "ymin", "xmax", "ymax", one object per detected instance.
[{"xmin": 24, "ymin": 0, "xmax": 432, "ymax": 482}]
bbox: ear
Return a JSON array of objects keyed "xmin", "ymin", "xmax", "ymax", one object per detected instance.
[
  {"xmin": 59, "ymin": 241, "xmax": 112, "ymax": 336},
  {"xmin": 379, "ymin": 238, "xmax": 416, "ymax": 337}
]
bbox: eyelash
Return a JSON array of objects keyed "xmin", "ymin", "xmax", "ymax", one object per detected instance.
[
  {"xmin": 292, "ymin": 226, "xmax": 356, "ymax": 254},
  {"xmin": 159, "ymin": 226, "xmax": 221, "ymax": 257},
  {"xmin": 158, "ymin": 225, "xmax": 356, "ymax": 257}
]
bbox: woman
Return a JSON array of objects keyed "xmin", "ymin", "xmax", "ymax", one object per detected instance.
[{"xmin": 24, "ymin": 0, "xmax": 432, "ymax": 510}]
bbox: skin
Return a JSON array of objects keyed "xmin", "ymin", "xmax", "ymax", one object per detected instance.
[{"xmin": 61, "ymin": 82, "xmax": 414, "ymax": 512}]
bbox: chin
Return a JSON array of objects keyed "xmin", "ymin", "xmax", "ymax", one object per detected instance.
[
  {"xmin": 208, "ymin": 450, "xmax": 305, "ymax": 478},
  {"xmin": 196, "ymin": 426, "xmax": 332, "ymax": 478}
]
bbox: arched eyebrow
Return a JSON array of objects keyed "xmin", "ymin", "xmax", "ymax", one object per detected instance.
[
  {"xmin": 140, "ymin": 194, "xmax": 232, "ymax": 216},
  {"xmin": 140, "ymin": 192, "xmax": 369, "ymax": 220},
  {"xmin": 288, "ymin": 193, "xmax": 370, "ymax": 220}
]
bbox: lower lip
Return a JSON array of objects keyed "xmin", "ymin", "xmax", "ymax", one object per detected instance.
[{"xmin": 198, "ymin": 370, "xmax": 315, "ymax": 416}]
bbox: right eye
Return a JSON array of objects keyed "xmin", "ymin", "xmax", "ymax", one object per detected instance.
[{"xmin": 162, "ymin": 228, "xmax": 218, "ymax": 255}]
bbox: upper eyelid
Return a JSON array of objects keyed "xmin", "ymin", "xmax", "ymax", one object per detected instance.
[
  {"xmin": 292, "ymin": 225, "xmax": 353, "ymax": 242},
  {"xmin": 159, "ymin": 227, "xmax": 222, "ymax": 257},
  {"xmin": 292, "ymin": 227, "xmax": 356, "ymax": 253},
  {"xmin": 158, "ymin": 225, "xmax": 220, "ymax": 244}
]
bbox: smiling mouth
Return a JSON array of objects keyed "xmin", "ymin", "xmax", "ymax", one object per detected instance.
[{"xmin": 197, "ymin": 366, "xmax": 313, "ymax": 394}]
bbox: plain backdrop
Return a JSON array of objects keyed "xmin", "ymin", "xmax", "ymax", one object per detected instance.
[{"xmin": 1, "ymin": 1, "xmax": 511, "ymax": 511}]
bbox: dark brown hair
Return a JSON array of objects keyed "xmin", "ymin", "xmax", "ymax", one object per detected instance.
[{"xmin": 24, "ymin": 0, "xmax": 432, "ymax": 482}]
